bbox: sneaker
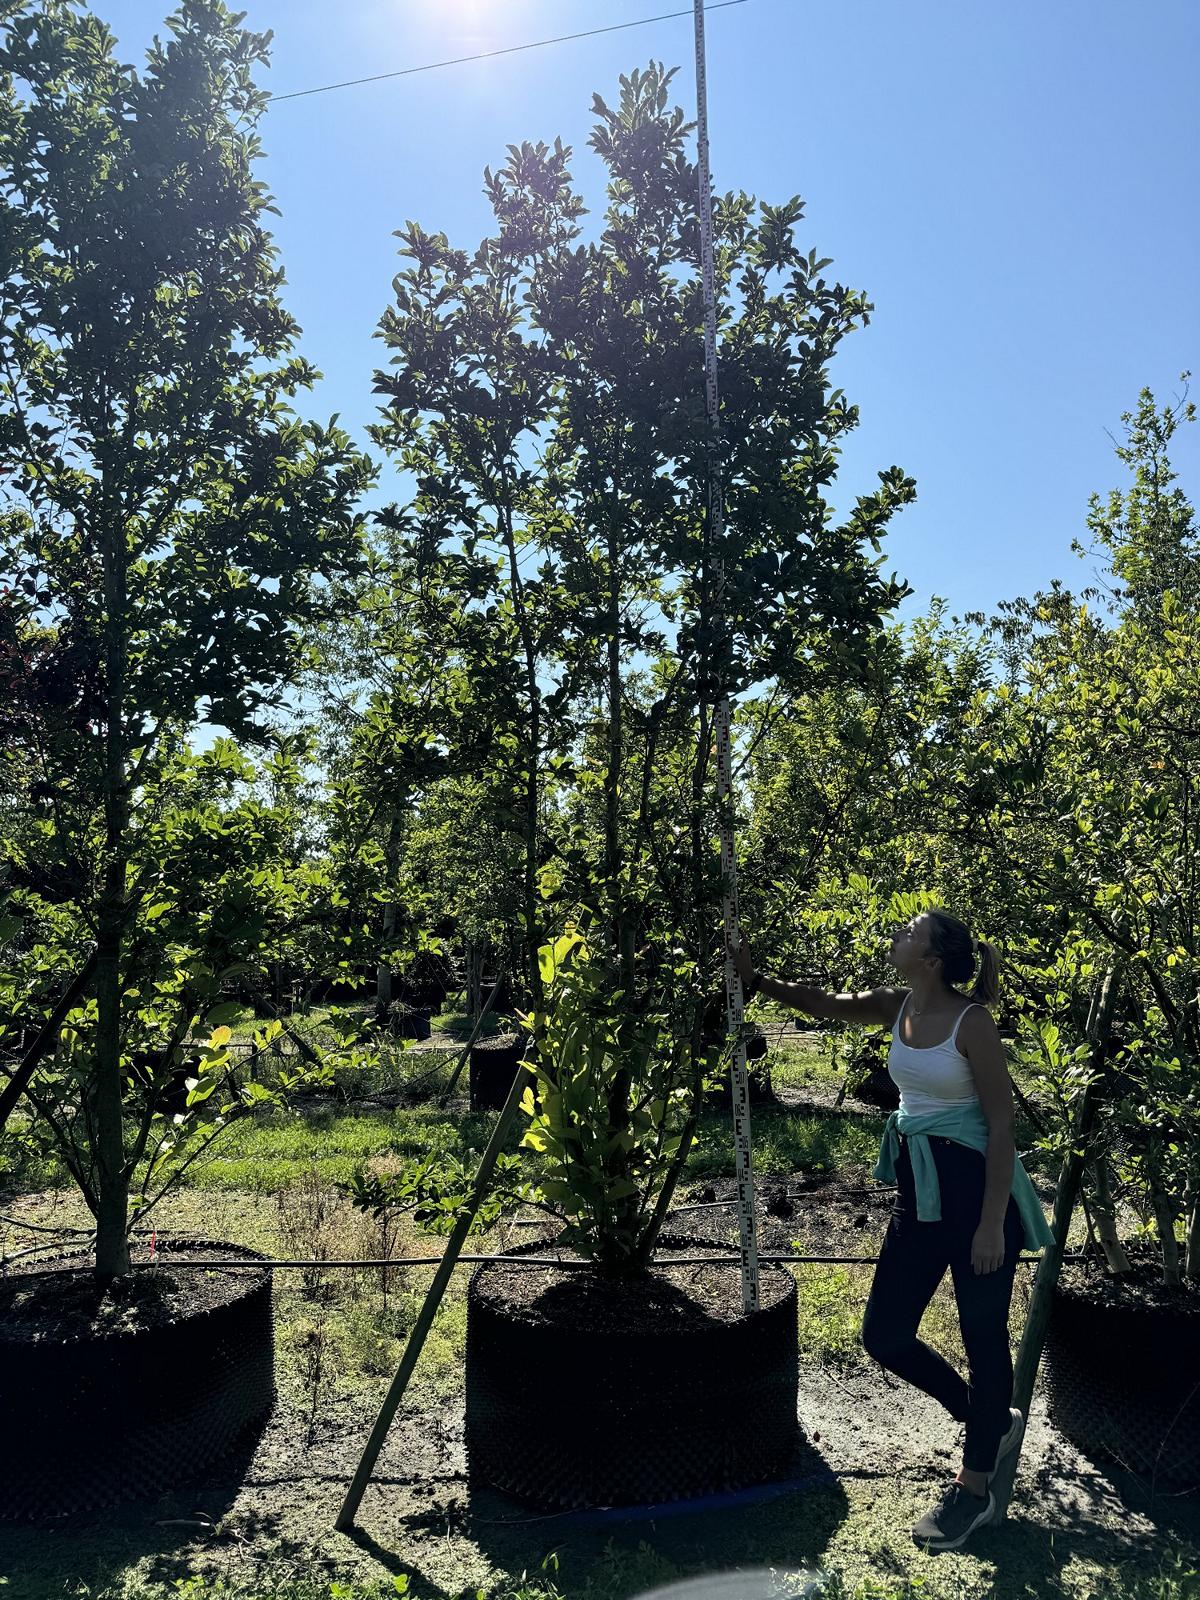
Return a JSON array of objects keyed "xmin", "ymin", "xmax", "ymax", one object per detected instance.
[
  {"xmin": 912, "ymin": 1481, "xmax": 996, "ymax": 1550},
  {"xmin": 986, "ymin": 1407, "xmax": 1025, "ymax": 1481}
]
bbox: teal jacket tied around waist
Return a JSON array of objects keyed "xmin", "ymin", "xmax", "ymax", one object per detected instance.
[{"xmin": 873, "ymin": 1103, "xmax": 1054, "ymax": 1251}]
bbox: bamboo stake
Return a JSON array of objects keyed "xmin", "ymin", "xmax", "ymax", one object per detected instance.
[
  {"xmin": 334, "ymin": 1057, "xmax": 528, "ymax": 1531},
  {"xmin": 990, "ymin": 963, "xmax": 1123, "ymax": 1522},
  {"xmin": 693, "ymin": 0, "xmax": 759, "ymax": 1320}
]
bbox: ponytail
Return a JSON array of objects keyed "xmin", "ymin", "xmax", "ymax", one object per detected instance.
[
  {"xmin": 969, "ymin": 939, "xmax": 1001, "ymax": 1008},
  {"xmin": 927, "ymin": 909, "xmax": 1002, "ymax": 1008}
]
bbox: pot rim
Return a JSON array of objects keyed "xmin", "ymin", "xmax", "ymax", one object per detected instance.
[
  {"xmin": 468, "ymin": 1231, "xmax": 798, "ymax": 1309},
  {"xmin": 0, "ymin": 1235, "xmax": 272, "ymax": 1349}
]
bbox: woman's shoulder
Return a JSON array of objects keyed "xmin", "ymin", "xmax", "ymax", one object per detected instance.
[
  {"xmin": 880, "ymin": 987, "xmax": 910, "ymax": 1029},
  {"xmin": 954, "ymin": 998, "xmax": 1000, "ymax": 1044}
]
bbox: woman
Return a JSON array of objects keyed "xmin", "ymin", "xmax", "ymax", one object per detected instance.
[{"xmin": 732, "ymin": 909, "xmax": 1052, "ymax": 1552}]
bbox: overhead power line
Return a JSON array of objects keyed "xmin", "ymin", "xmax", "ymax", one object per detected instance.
[{"xmin": 268, "ymin": 1, "xmax": 748, "ymax": 104}]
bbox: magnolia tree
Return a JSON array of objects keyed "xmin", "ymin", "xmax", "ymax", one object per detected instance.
[
  {"xmin": 0, "ymin": 2, "xmax": 373, "ymax": 1278},
  {"xmin": 349, "ymin": 65, "xmax": 914, "ymax": 1274}
]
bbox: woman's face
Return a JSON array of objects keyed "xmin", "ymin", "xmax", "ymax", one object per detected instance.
[{"xmin": 889, "ymin": 913, "xmax": 934, "ymax": 976}]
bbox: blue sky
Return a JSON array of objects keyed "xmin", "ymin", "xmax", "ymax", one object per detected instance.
[{"xmin": 104, "ymin": 0, "xmax": 1198, "ymax": 623}]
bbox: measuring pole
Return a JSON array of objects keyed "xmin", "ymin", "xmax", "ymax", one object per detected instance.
[{"xmin": 693, "ymin": 0, "xmax": 759, "ymax": 1316}]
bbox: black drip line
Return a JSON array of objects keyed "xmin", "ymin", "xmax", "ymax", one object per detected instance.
[
  {"xmin": 7, "ymin": 1243, "xmax": 1080, "ymax": 1275},
  {"xmin": 3, "ymin": 1179, "xmax": 1075, "ymax": 1273}
]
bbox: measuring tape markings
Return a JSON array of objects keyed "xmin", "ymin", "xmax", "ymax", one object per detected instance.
[{"xmin": 693, "ymin": 0, "xmax": 760, "ymax": 1317}]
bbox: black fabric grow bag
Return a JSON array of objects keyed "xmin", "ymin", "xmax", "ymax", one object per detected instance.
[
  {"xmin": 853, "ymin": 1068, "xmax": 900, "ymax": 1111},
  {"xmin": 465, "ymin": 1235, "xmax": 799, "ymax": 1508},
  {"xmin": 469, "ymin": 1034, "xmax": 525, "ymax": 1111},
  {"xmin": 1042, "ymin": 1271, "xmax": 1200, "ymax": 1490},
  {"xmin": 702, "ymin": 1041, "xmax": 774, "ymax": 1107},
  {"xmin": 0, "ymin": 1237, "xmax": 274, "ymax": 1520},
  {"xmin": 383, "ymin": 1005, "xmax": 432, "ymax": 1041}
]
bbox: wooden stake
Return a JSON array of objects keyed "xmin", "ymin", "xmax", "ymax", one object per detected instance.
[
  {"xmin": 334, "ymin": 1057, "xmax": 528, "ymax": 1531},
  {"xmin": 990, "ymin": 963, "xmax": 1123, "ymax": 1521}
]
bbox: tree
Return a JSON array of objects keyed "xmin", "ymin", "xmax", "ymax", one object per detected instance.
[
  {"xmin": 958, "ymin": 383, "xmax": 1200, "ymax": 1281},
  {"xmin": 351, "ymin": 64, "xmax": 915, "ymax": 1276},
  {"xmin": 0, "ymin": 1, "xmax": 373, "ymax": 1278}
]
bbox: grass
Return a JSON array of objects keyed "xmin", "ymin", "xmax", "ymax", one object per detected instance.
[
  {"xmin": 109, "ymin": 1559, "xmax": 1200, "ymax": 1600},
  {"xmin": 184, "ymin": 1106, "xmax": 498, "ymax": 1192},
  {"xmin": 794, "ymin": 1264, "xmax": 867, "ymax": 1364},
  {"xmin": 122, "ymin": 1572, "xmax": 565, "ymax": 1600}
]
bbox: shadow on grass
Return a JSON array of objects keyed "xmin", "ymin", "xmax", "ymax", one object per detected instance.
[
  {"xmin": 0, "ymin": 1416, "xmax": 270, "ymax": 1600},
  {"xmin": 966, "ymin": 1478, "xmax": 1200, "ymax": 1600},
  {"xmin": 1029, "ymin": 1441, "xmax": 1200, "ymax": 1547},
  {"xmin": 454, "ymin": 1436, "xmax": 847, "ymax": 1600}
]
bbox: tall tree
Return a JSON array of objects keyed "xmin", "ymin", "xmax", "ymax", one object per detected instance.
[
  {"xmin": 959, "ymin": 384, "xmax": 1200, "ymax": 1281},
  {"xmin": 0, "ymin": 1, "xmax": 373, "ymax": 1277},
  {"xmin": 360, "ymin": 63, "xmax": 915, "ymax": 1274}
]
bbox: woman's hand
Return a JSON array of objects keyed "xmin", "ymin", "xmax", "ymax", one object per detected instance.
[
  {"xmin": 970, "ymin": 1219, "xmax": 1006, "ymax": 1275},
  {"xmin": 728, "ymin": 937, "xmax": 754, "ymax": 986}
]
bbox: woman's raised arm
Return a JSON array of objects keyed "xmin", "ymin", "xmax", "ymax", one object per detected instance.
[{"xmin": 730, "ymin": 939, "xmax": 902, "ymax": 1027}]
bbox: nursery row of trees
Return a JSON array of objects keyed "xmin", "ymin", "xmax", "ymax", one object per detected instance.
[{"xmin": 1, "ymin": 3, "xmax": 1196, "ymax": 1285}]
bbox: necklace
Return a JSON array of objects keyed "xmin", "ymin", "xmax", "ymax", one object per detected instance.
[{"xmin": 910, "ymin": 992, "xmax": 957, "ymax": 1020}]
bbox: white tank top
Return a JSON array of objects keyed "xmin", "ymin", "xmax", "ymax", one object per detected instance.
[{"xmin": 888, "ymin": 993, "xmax": 981, "ymax": 1114}]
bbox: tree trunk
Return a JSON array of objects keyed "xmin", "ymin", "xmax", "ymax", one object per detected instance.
[
  {"xmin": 1087, "ymin": 1156, "xmax": 1132, "ymax": 1273},
  {"xmin": 605, "ymin": 509, "xmax": 629, "ymax": 989},
  {"xmin": 375, "ymin": 809, "xmax": 403, "ymax": 1018},
  {"xmin": 499, "ymin": 497, "xmax": 543, "ymax": 1015},
  {"xmin": 93, "ymin": 903, "xmax": 131, "ymax": 1280},
  {"xmin": 375, "ymin": 908, "xmax": 396, "ymax": 1016},
  {"xmin": 1151, "ymin": 1185, "xmax": 1182, "ymax": 1286},
  {"xmin": 1186, "ymin": 1187, "xmax": 1200, "ymax": 1280},
  {"xmin": 466, "ymin": 939, "xmax": 485, "ymax": 1021}
]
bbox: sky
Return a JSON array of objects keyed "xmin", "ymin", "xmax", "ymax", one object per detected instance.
[{"xmin": 99, "ymin": 0, "xmax": 1199, "ymax": 625}]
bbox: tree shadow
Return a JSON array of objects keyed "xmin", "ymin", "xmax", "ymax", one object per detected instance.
[{"xmin": 1030, "ymin": 1442, "xmax": 1200, "ymax": 1544}]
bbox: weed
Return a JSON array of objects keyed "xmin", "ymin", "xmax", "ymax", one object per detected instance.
[
  {"xmin": 795, "ymin": 1265, "xmax": 867, "ymax": 1364},
  {"xmin": 281, "ymin": 1312, "xmax": 338, "ymax": 1445},
  {"xmin": 275, "ymin": 1161, "xmax": 346, "ymax": 1301}
]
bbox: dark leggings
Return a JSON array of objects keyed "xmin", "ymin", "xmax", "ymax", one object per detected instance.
[{"xmin": 861, "ymin": 1134, "xmax": 1024, "ymax": 1474}]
